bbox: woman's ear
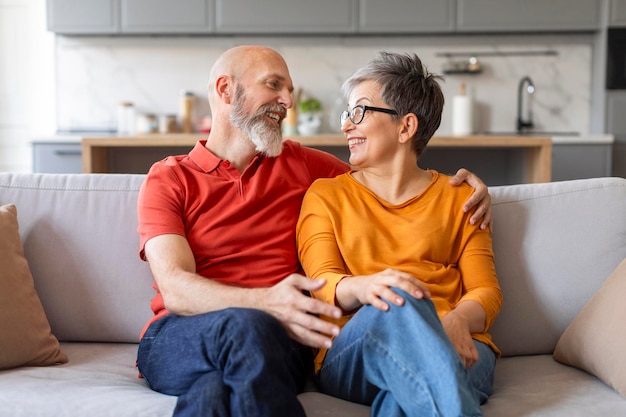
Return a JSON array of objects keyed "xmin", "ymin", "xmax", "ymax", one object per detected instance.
[{"xmin": 398, "ymin": 113, "xmax": 418, "ymax": 144}]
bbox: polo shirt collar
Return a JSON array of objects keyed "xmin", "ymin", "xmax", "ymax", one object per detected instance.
[{"xmin": 189, "ymin": 139, "xmax": 264, "ymax": 173}]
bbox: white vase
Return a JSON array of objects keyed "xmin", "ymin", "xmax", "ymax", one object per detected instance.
[{"xmin": 298, "ymin": 112, "xmax": 322, "ymax": 135}]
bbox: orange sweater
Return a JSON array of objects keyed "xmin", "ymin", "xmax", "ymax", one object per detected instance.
[{"xmin": 296, "ymin": 171, "xmax": 502, "ymax": 372}]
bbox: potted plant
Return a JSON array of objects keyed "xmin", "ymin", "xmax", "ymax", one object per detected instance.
[{"xmin": 297, "ymin": 97, "xmax": 323, "ymax": 135}]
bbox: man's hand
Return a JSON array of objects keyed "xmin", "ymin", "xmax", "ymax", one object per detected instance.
[
  {"xmin": 449, "ymin": 168, "xmax": 492, "ymax": 231},
  {"xmin": 260, "ymin": 274, "xmax": 342, "ymax": 349}
]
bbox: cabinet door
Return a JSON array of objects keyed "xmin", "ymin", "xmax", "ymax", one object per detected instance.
[
  {"xmin": 32, "ymin": 143, "xmax": 83, "ymax": 174},
  {"xmin": 610, "ymin": 0, "xmax": 626, "ymax": 26},
  {"xmin": 216, "ymin": 0, "xmax": 357, "ymax": 33},
  {"xmin": 456, "ymin": 0, "xmax": 601, "ymax": 32},
  {"xmin": 552, "ymin": 144, "xmax": 612, "ymax": 181},
  {"xmin": 607, "ymin": 92, "xmax": 626, "ymax": 178},
  {"xmin": 607, "ymin": 92, "xmax": 626, "ymax": 141},
  {"xmin": 47, "ymin": 0, "xmax": 120, "ymax": 34},
  {"xmin": 121, "ymin": 0, "xmax": 213, "ymax": 33},
  {"xmin": 359, "ymin": 0, "xmax": 454, "ymax": 33}
]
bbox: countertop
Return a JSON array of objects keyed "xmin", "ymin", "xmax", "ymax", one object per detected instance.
[{"xmin": 32, "ymin": 132, "xmax": 614, "ymax": 145}]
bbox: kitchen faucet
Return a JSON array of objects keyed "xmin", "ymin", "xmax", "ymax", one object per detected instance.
[{"xmin": 517, "ymin": 76, "xmax": 535, "ymax": 133}]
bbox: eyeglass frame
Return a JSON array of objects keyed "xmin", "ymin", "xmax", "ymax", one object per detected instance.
[{"xmin": 340, "ymin": 105, "xmax": 399, "ymax": 127}]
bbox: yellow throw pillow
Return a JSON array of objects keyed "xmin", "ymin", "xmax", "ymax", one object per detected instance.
[
  {"xmin": 0, "ymin": 204, "xmax": 68, "ymax": 369},
  {"xmin": 553, "ymin": 257, "xmax": 626, "ymax": 397}
]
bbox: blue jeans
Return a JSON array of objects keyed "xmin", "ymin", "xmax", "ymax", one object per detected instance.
[
  {"xmin": 137, "ymin": 308, "xmax": 312, "ymax": 417},
  {"xmin": 316, "ymin": 290, "xmax": 495, "ymax": 417}
]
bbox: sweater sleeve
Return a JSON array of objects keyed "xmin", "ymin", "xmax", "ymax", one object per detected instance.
[
  {"xmin": 296, "ymin": 181, "xmax": 348, "ymax": 306},
  {"xmin": 457, "ymin": 226, "xmax": 502, "ymax": 331}
]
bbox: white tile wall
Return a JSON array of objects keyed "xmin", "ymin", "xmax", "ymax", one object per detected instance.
[{"xmin": 55, "ymin": 34, "xmax": 593, "ymax": 136}]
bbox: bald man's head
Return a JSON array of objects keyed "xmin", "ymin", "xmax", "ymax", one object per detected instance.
[{"xmin": 208, "ymin": 46, "xmax": 290, "ymax": 105}]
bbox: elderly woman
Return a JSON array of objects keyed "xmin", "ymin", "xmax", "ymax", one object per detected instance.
[{"xmin": 296, "ymin": 52, "xmax": 502, "ymax": 417}]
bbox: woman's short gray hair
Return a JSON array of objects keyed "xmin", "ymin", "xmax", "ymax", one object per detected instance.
[{"xmin": 342, "ymin": 51, "xmax": 444, "ymax": 158}]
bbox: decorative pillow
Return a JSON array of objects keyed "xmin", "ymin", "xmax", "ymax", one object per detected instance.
[
  {"xmin": 0, "ymin": 204, "xmax": 68, "ymax": 369},
  {"xmin": 553, "ymin": 257, "xmax": 626, "ymax": 397}
]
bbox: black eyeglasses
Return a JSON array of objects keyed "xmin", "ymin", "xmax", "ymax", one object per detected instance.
[{"xmin": 340, "ymin": 105, "xmax": 398, "ymax": 127}]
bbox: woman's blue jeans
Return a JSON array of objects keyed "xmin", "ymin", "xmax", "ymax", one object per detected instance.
[
  {"xmin": 316, "ymin": 289, "xmax": 495, "ymax": 417},
  {"xmin": 137, "ymin": 308, "xmax": 312, "ymax": 417}
]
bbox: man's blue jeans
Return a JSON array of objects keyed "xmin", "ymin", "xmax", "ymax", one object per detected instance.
[
  {"xmin": 137, "ymin": 308, "xmax": 312, "ymax": 417},
  {"xmin": 316, "ymin": 290, "xmax": 495, "ymax": 417}
]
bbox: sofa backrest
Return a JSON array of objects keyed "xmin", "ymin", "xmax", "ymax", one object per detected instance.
[
  {"xmin": 2, "ymin": 173, "xmax": 626, "ymax": 353},
  {"xmin": 0, "ymin": 173, "xmax": 152, "ymax": 343},
  {"xmin": 489, "ymin": 177, "xmax": 626, "ymax": 356}
]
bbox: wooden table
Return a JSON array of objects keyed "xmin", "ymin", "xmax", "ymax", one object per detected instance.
[{"xmin": 82, "ymin": 134, "xmax": 552, "ymax": 183}]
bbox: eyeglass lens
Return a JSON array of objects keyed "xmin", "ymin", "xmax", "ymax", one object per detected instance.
[{"xmin": 339, "ymin": 106, "xmax": 365, "ymax": 128}]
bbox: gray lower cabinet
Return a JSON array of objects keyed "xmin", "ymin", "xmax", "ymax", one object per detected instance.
[
  {"xmin": 33, "ymin": 143, "xmax": 83, "ymax": 174},
  {"xmin": 456, "ymin": 0, "xmax": 601, "ymax": 32},
  {"xmin": 607, "ymin": 92, "xmax": 626, "ymax": 177},
  {"xmin": 215, "ymin": 0, "xmax": 357, "ymax": 33},
  {"xmin": 611, "ymin": 0, "xmax": 626, "ymax": 26},
  {"xmin": 552, "ymin": 143, "xmax": 613, "ymax": 181},
  {"xmin": 607, "ymin": 92, "xmax": 626, "ymax": 138},
  {"xmin": 358, "ymin": 0, "xmax": 454, "ymax": 33}
]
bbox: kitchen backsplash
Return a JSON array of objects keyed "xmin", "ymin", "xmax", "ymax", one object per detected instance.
[{"xmin": 55, "ymin": 34, "xmax": 592, "ymax": 135}]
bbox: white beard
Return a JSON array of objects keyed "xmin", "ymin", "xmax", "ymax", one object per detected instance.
[{"xmin": 230, "ymin": 87, "xmax": 285, "ymax": 157}]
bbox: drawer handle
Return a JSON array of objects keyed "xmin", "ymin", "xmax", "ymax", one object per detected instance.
[{"xmin": 54, "ymin": 150, "xmax": 82, "ymax": 156}]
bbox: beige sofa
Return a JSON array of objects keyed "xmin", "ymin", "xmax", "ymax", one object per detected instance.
[{"xmin": 0, "ymin": 172, "xmax": 625, "ymax": 417}]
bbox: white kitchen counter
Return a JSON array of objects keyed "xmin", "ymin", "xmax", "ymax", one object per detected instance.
[
  {"xmin": 32, "ymin": 132, "xmax": 117, "ymax": 144},
  {"xmin": 32, "ymin": 133, "xmax": 615, "ymax": 145},
  {"xmin": 550, "ymin": 134, "xmax": 614, "ymax": 144}
]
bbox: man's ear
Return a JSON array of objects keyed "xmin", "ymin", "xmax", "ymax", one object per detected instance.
[
  {"xmin": 215, "ymin": 75, "xmax": 232, "ymax": 104},
  {"xmin": 398, "ymin": 113, "xmax": 418, "ymax": 144}
]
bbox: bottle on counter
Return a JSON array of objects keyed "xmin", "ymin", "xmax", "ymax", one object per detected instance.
[
  {"xmin": 179, "ymin": 91, "xmax": 195, "ymax": 133},
  {"xmin": 282, "ymin": 107, "xmax": 298, "ymax": 137},
  {"xmin": 451, "ymin": 83, "xmax": 473, "ymax": 136},
  {"xmin": 117, "ymin": 102, "xmax": 136, "ymax": 135},
  {"xmin": 159, "ymin": 114, "xmax": 179, "ymax": 133},
  {"xmin": 137, "ymin": 113, "xmax": 158, "ymax": 133}
]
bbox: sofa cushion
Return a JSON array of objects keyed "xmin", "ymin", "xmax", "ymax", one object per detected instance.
[
  {"xmin": 0, "ymin": 204, "xmax": 67, "ymax": 370},
  {"xmin": 0, "ymin": 173, "xmax": 153, "ymax": 343},
  {"xmin": 488, "ymin": 178, "xmax": 626, "ymax": 356},
  {"xmin": 553, "ymin": 257, "xmax": 626, "ymax": 397}
]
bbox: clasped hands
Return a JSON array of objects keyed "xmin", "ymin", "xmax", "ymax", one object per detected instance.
[{"xmin": 261, "ymin": 270, "xmax": 477, "ymax": 368}]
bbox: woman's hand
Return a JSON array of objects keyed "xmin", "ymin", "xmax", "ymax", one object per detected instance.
[
  {"xmin": 336, "ymin": 268, "xmax": 430, "ymax": 313},
  {"xmin": 441, "ymin": 310, "xmax": 478, "ymax": 368},
  {"xmin": 441, "ymin": 300, "xmax": 487, "ymax": 368}
]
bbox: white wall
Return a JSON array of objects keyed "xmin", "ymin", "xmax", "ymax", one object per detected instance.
[{"xmin": 0, "ymin": 0, "xmax": 55, "ymax": 172}]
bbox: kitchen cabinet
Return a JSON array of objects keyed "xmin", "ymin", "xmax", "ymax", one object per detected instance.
[
  {"xmin": 33, "ymin": 143, "xmax": 83, "ymax": 174},
  {"xmin": 456, "ymin": 0, "xmax": 601, "ymax": 32},
  {"xmin": 47, "ymin": 0, "xmax": 119, "ymax": 34},
  {"xmin": 121, "ymin": 0, "xmax": 213, "ymax": 33},
  {"xmin": 358, "ymin": 0, "xmax": 454, "ymax": 33},
  {"xmin": 607, "ymin": 92, "xmax": 626, "ymax": 139},
  {"xmin": 607, "ymin": 91, "xmax": 626, "ymax": 177},
  {"xmin": 215, "ymin": 0, "xmax": 357, "ymax": 34},
  {"xmin": 47, "ymin": 0, "xmax": 212, "ymax": 34},
  {"xmin": 47, "ymin": 0, "xmax": 604, "ymax": 35},
  {"xmin": 611, "ymin": 0, "xmax": 626, "ymax": 27},
  {"xmin": 551, "ymin": 143, "xmax": 612, "ymax": 181}
]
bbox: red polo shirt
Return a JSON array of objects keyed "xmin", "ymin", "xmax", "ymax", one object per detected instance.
[{"xmin": 137, "ymin": 140, "xmax": 349, "ymax": 333}]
